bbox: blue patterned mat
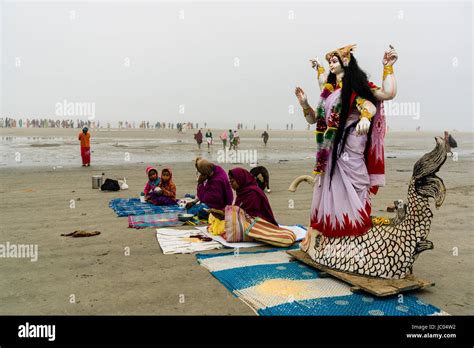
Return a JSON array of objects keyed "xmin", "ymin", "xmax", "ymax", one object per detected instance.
[
  {"xmin": 109, "ymin": 198, "xmax": 184, "ymax": 217},
  {"xmin": 196, "ymin": 249, "xmax": 448, "ymax": 316}
]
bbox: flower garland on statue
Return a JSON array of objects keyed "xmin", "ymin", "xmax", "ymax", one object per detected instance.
[{"xmin": 313, "ymin": 81, "xmax": 342, "ymax": 175}]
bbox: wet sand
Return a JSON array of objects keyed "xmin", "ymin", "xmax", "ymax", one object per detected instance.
[{"xmin": 0, "ymin": 128, "xmax": 473, "ymax": 315}]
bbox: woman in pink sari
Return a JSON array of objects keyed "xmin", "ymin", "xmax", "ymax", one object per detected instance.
[{"xmin": 295, "ymin": 44, "xmax": 398, "ymax": 242}]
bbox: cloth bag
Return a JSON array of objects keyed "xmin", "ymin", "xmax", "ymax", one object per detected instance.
[
  {"xmin": 224, "ymin": 205, "xmax": 296, "ymax": 247},
  {"xmin": 100, "ymin": 178, "xmax": 120, "ymax": 191}
]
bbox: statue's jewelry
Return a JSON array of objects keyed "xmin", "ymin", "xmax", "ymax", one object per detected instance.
[
  {"xmin": 355, "ymin": 96, "xmax": 366, "ymax": 111},
  {"xmin": 317, "ymin": 66, "xmax": 325, "ymax": 78},
  {"xmin": 323, "ymin": 83, "xmax": 334, "ymax": 92},
  {"xmin": 371, "ymin": 216, "xmax": 391, "ymax": 225},
  {"xmin": 383, "ymin": 65, "xmax": 394, "ymax": 80},
  {"xmin": 360, "ymin": 108, "xmax": 373, "ymax": 121},
  {"xmin": 356, "ymin": 97, "xmax": 373, "ymax": 121}
]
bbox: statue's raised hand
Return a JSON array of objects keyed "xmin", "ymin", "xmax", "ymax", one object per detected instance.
[
  {"xmin": 295, "ymin": 87, "xmax": 309, "ymax": 108},
  {"xmin": 383, "ymin": 45, "xmax": 398, "ymax": 66},
  {"xmin": 309, "ymin": 57, "xmax": 322, "ymax": 70}
]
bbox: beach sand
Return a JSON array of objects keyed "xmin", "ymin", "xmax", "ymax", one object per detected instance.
[{"xmin": 0, "ymin": 128, "xmax": 473, "ymax": 315}]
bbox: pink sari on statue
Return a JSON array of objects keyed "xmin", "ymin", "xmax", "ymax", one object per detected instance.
[{"xmin": 309, "ymin": 88, "xmax": 386, "ymax": 237}]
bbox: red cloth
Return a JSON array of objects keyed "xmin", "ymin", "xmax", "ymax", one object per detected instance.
[
  {"xmin": 229, "ymin": 168, "xmax": 278, "ymax": 226},
  {"xmin": 80, "ymin": 146, "xmax": 90, "ymax": 165},
  {"xmin": 194, "ymin": 131, "xmax": 203, "ymax": 144},
  {"xmin": 351, "ymin": 81, "xmax": 386, "ymax": 194},
  {"xmin": 311, "ymin": 200, "xmax": 372, "ymax": 237}
]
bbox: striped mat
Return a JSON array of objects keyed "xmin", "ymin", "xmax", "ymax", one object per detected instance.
[{"xmin": 196, "ymin": 248, "xmax": 449, "ymax": 316}]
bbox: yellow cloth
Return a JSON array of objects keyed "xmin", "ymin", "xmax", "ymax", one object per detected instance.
[{"xmin": 208, "ymin": 213, "xmax": 226, "ymax": 236}]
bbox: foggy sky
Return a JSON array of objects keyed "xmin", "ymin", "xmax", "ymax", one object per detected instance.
[{"xmin": 1, "ymin": 0, "xmax": 473, "ymax": 130}]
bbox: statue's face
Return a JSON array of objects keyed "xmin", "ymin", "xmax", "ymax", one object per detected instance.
[{"xmin": 328, "ymin": 55, "xmax": 343, "ymax": 75}]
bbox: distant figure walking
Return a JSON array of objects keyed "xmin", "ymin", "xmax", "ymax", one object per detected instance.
[
  {"xmin": 219, "ymin": 130, "xmax": 228, "ymax": 149},
  {"xmin": 261, "ymin": 131, "xmax": 269, "ymax": 147},
  {"xmin": 194, "ymin": 129, "xmax": 203, "ymax": 149},
  {"xmin": 78, "ymin": 127, "xmax": 91, "ymax": 167},
  {"xmin": 205, "ymin": 129, "xmax": 213, "ymax": 153},
  {"xmin": 231, "ymin": 130, "xmax": 240, "ymax": 150},
  {"xmin": 444, "ymin": 131, "xmax": 458, "ymax": 154},
  {"xmin": 228, "ymin": 129, "xmax": 234, "ymax": 150}
]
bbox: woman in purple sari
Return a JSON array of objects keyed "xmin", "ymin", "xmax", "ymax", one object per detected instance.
[
  {"xmin": 195, "ymin": 157, "xmax": 233, "ymax": 210},
  {"xmin": 295, "ymin": 44, "xmax": 398, "ymax": 243},
  {"xmin": 228, "ymin": 168, "xmax": 278, "ymax": 226}
]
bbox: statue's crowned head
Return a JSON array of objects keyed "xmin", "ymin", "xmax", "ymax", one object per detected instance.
[{"xmin": 325, "ymin": 44, "xmax": 357, "ymax": 68}]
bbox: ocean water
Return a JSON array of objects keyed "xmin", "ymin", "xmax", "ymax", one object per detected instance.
[{"xmin": 0, "ymin": 133, "xmax": 473, "ymax": 168}]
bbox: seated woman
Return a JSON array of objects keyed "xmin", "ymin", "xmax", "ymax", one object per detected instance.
[
  {"xmin": 144, "ymin": 166, "xmax": 177, "ymax": 206},
  {"xmin": 224, "ymin": 167, "xmax": 295, "ymax": 247},
  {"xmin": 228, "ymin": 168, "xmax": 278, "ymax": 226},
  {"xmin": 195, "ymin": 157, "xmax": 233, "ymax": 210}
]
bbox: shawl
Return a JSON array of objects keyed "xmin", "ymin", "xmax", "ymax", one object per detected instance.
[
  {"xmin": 229, "ymin": 168, "xmax": 278, "ymax": 226},
  {"xmin": 197, "ymin": 164, "xmax": 233, "ymax": 210}
]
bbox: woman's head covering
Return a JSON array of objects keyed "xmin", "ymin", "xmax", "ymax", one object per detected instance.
[
  {"xmin": 146, "ymin": 165, "xmax": 158, "ymax": 176},
  {"xmin": 228, "ymin": 167, "xmax": 278, "ymax": 225},
  {"xmin": 159, "ymin": 167, "xmax": 177, "ymax": 199},
  {"xmin": 161, "ymin": 167, "xmax": 172, "ymax": 180},
  {"xmin": 229, "ymin": 167, "xmax": 257, "ymax": 191},
  {"xmin": 159, "ymin": 167, "xmax": 174, "ymax": 186},
  {"xmin": 195, "ymin": 157, "xmax": 214, "ymax": 176}
]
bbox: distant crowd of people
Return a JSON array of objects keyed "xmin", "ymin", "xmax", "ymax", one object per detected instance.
[
  {"xmin": 0, "ymin": 117, "xmax": 96, "ymax": 129},
  {"xmin": 0, "ymin": 118, "xmax": 271, "ymax": 131},
  {"xmin": 119, "ymin": 121, "xmax": 205, "ymax": 131},
  {"xmin": 1, "ymin": 118, "xmax": 203, "ymax": 130}
]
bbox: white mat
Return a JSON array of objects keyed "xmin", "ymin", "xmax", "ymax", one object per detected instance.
[{"xmin": 156, "ymin": 228, "xmax": 223, "ymax": 254}]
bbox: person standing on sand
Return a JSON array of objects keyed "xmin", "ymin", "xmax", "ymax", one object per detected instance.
[
  {"xmin": 78, "ymin": 127, "xmax": 91, "ymax": 167},
  {"xmin": 231, "ymin": 130, "xmax": 240, "ymax": 150},
  {"xmin": 261, "ymin": 131, "xmax": 269, "ymax": 147},
  {"xmin": 194, "ymin": 129, "xmax": 203, "ymax": 149},
  {"xmin": 205, "ymin": 129, "xmax": 213, "ymax": 153},
  {"xmin": 219, "ymin": 130, "xmax": 228, "ymax": 149},
  {"xmin": 228, "ymin": 129, "xmax": 234, "ymax": 150}
]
